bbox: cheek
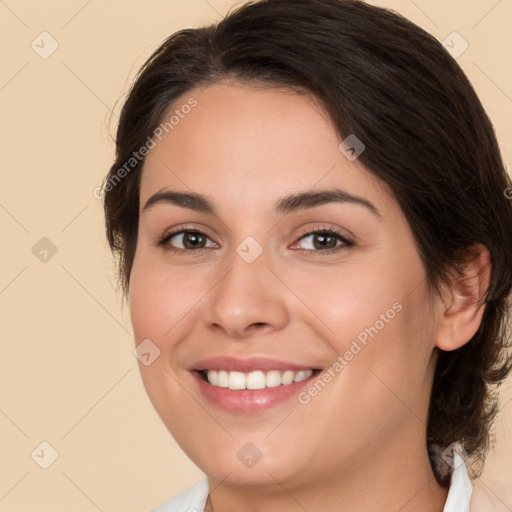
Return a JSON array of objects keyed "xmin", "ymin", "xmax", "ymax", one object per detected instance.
[
  {"xmin": 128, "ymin": 257, "xmax": 208, "ymax": 429},
  {"xmin": 303, "ymin": 244, "xmax": 430, "ymax": 359},
  {"xmin": 291, "ymin": 252, "xmax": 434, "ymax": 412},
  {"xmin": 286, "ymin": 256, "xmax": 407, "ymax": 347},
  {"xmin": 295, "ymin": 294, "xmax": 434, "ymax": 467},
  {"xmin": 129, "ymin": 255, "xmax": 208, "ymax": 342}
]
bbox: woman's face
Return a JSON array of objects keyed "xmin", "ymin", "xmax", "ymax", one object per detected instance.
[{"xmin": 129, "ymin": 82, "xmax": 440, "ymax": 488}]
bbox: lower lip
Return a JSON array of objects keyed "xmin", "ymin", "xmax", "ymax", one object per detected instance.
[{"xmin": 191, "ymin": 371, "xmax": 318, "ymax": 414}]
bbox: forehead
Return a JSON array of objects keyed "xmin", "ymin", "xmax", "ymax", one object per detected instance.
[{"xmin": 139, "ymin": 82, "xmax": 393, "ymax": 215}]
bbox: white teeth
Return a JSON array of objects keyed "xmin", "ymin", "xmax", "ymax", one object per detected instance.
[
  {"xmin": 265, "ymin": 370, "xmax": 282, "ymax": 387},
  {"xmin": 246, "ymin": 371, "xmax": 266, "ymax": 390},
  {"xmin": 207, "ymin": 370, "xmax": 218, "ymax": 386},
  {"xmin": 228, "ymin": 371, "xmax": 246, "ymax": 390},
  {"xmin": 217, "ymin": 370, "xmax": 229, "ymax": 388},
  {"xmin": 294, "ymin": 370, "xmax": 311, "ymax": 383},
  {"xmin": 205, "ymin": 369, "xmax": 314, "ymax": 389},
  {"xmin": 282, "ymin": 370, "xmax": 295, "ymax": 385}
]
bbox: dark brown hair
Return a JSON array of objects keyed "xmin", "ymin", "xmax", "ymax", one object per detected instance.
[{"xmin": 102, "ymin": 0, "xmax": 512, "ymax": 486}]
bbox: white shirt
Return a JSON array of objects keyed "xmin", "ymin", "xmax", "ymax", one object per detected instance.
[{"xmin": 152, "ymin": 452, "xmax": 473, "ymax": 512}]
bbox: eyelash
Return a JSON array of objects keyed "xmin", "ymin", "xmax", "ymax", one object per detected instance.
[{"xmin": 154, "ymin": 225, "xmax": 355, "ymax": 256}]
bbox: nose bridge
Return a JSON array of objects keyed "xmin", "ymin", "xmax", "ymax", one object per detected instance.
[{"xmin": 202, "ymin": 239, "xmax": 289, "ymax": 338}]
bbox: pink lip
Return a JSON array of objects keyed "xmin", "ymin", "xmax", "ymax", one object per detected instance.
[
  {"xmin": 191, "ymin": 370, "xmax": 318, "ymax": 414},
  {"xmin": 188, "ymin": 356, "xmax": 321, "ymax": 414},
  {"xmin": 190, "ymin": 355, "xmax": 319, "ymax": 373}
]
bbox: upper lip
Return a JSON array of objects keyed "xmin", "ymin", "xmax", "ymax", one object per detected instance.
[{"xmin": 189, "ymin": 356, "xmax": 321, "ymax": 373}]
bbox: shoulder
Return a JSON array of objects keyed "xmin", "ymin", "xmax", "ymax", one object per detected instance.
[{"xmin": 151, "ymin": 478, "xmax": 209, "ymax": 512}]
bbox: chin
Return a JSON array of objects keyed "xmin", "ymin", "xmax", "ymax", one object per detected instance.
[{"xmin": 195, "ymin": 446, "xmax": 305, "ymax": 487}]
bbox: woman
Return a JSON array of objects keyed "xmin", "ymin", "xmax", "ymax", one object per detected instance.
[{"xmin": 101, "ymin": 0, "xmax": 512, "ymax": 510}]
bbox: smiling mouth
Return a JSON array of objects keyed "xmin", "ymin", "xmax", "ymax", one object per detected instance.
[{"xmin": 197, "ymin": 368, "xmax": 321, "ymax": 390}]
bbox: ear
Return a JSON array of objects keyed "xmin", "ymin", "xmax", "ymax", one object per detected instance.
[{"xmin": 434, "ymin": 243, "xmax": 491, "ymax": 352}]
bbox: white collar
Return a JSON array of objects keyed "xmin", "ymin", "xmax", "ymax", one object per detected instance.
[
  {"xmin": 152, "ymin": 454, "xmax": 473, "ymax": 511},
  {"xmin": 443, "ymin": 452, "xmax": 473, "ymax": 512}
]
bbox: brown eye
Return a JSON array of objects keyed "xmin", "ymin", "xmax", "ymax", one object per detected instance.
[
  {"xmin": 301, "ymin": 232, "xmax": 340, "ymax": 250},
  {"xmin": 178, "ymin": 231, "xmax": 208, "ymax": 249},
  {"xmin": 296, "ymin": 229, "xmax": 353, "ymax": 252},
  {"xmin": 157, "ymin": 229, "xmax": 216, "ymax": 252}
]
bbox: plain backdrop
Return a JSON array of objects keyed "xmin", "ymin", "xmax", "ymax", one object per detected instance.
[{"xmin": 1, "ymin": 1, "xmax": 511, "ymax": 511}]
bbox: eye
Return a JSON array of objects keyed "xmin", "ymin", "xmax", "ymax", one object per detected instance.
[
  {"xmin": 292, "ymin": 227, "xmax": 354, "ymax": 254},
  {"xmin": 155, "ymin": 228, "xmax": 217, "ymax": 254}
]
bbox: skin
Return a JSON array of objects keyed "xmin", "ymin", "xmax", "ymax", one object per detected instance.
[{"xmin": 129, "ymin": 82, "xmax": 490, "ymax": 512}]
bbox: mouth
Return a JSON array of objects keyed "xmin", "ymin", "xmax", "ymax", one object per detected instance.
[
  {"xmin": 196, "ymin": 368, "xmax": 322, "ymax": 390},
  {"xmin": 188, "ymin": 355, "xmax": 324, "ymax": 413},
  {"xmin": 192, "ymin": 368, "xmax": 321, "ymax": 413}
]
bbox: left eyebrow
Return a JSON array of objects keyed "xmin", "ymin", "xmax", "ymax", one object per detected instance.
[
  {"xmin": 275, "ymin": 189, "xmax": 380, "ymax": 217},
  {"xmin": 141, "ymin": 188, "xmax": 380, "ymax": 217}
]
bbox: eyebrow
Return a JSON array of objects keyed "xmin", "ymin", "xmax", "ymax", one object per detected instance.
[{"xmin": 142, "ymin": 188, "xmax": 380, "ymax": 217}]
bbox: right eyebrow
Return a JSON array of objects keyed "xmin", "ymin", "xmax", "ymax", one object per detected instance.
[{"xmin": 142, "ymin": 190, "xmax": 215, "ymax": 214}]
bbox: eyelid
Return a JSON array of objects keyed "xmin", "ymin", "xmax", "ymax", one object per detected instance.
[
  {"xmin": 289, "ymin": 225, "xmax": 355, "ymax": 252},
  {"xmin": 294, "ymin": 224, "xmax": 355, "ymax": 244},
  {"xmin": 158, "ymin": 223, "xmax": 217, "ymax": 243}
]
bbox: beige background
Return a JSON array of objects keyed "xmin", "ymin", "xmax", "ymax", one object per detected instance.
[{"xmin": 1, "ymin": 1, "xmax": 511, "ymax": 511}]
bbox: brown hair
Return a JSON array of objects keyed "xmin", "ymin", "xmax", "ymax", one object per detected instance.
[{"xmin": 102, "ymin": 0, "xmax": 512, "ymax": 486}]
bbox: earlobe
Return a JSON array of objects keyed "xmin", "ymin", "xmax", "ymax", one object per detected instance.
[{"xmin": 434, "ymin": 243, "xmax": 491, "ymax": 352}]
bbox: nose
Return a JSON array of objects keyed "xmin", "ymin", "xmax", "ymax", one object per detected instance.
[{"xmin": 201, "ymin": 247, "xmax": 290, "ymax": 339}]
